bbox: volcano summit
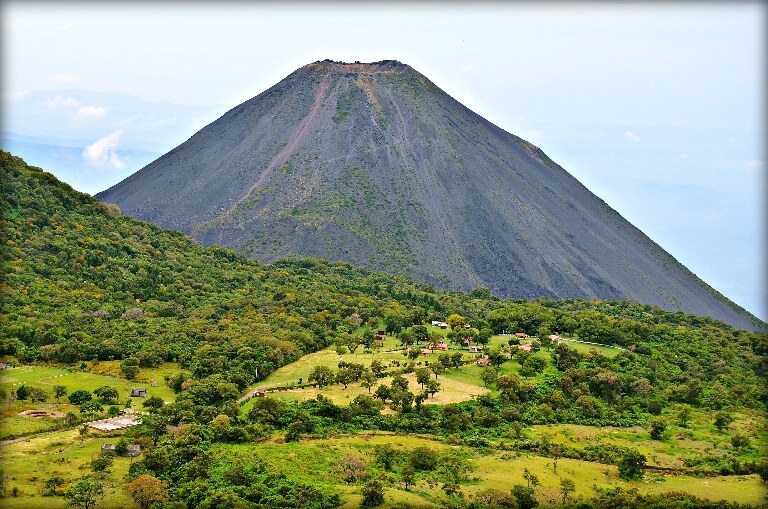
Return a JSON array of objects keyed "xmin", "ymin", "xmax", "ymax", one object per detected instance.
[{"xmin": 96, "ymin": 60, "xmax": 762, "ymax": 331}]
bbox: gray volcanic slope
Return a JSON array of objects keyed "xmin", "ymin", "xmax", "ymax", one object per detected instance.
[{"xmin": 96, "ymin": 60, "xmax": 763, "ymax": 331}]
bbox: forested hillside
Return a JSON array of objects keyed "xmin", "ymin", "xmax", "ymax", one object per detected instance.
[{"xmin": 1, "ymin": 151, "xmax": 766, "ymax": 508}]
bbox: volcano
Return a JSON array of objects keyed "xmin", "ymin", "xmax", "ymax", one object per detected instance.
[{"xmin": 96, "ymin": 60, "xmax": 761, "ymax": 331}]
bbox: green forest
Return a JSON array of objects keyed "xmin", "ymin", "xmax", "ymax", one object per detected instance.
[{"xmin": 1, "ymin": 151, "xmax": 766, "ymax": 508}]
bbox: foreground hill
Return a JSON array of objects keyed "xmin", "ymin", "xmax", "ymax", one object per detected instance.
[
  {"xmin": 2, "ymin": 152, "xmax": 768, "ymax": 508},
  {"xmin": 96, "ymin": 59, "xmax": 761, "ymax": 331}
]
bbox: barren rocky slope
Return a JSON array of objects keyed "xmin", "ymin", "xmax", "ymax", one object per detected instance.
[{"xmin": 96, "ymin": 60, "xmax": 762, "ymax": 331}]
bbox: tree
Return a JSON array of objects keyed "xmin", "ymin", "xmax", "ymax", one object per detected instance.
[
  {"xmin": 93, "ymin": 386, "xmax": 119, "ymax": 404},
  {"xmin": 450, "ymin": 351, "xmax": 464, "ymax": 369},
  {"xmin": 343, "ymin": 333, "xmax": 361, "ymax": 354},
  {"xmin": 511, "ymin": 484, "xmax": 538, "ymax": 509},
  {"xmin": 480, "ymin": 368, "xmax": 498, "ymax": 388},
  {"xmin": 308, "ymin": 365, "xmax": 335, "ymax": 388},
  {"xmin": 374, "ymin": 444, "xmax": 400, "ymax": 471},
  {"xmin": 551, "ymin": 444, "xmax": 561, "ymax": 474},
  {"xmin": 374, "ymin": 384, "xmax": 391, "ymax": 402},
  {"xmin": 411, "ymin": 325, "xmax": 429, "ymax": 343},
  {"xmin": 409, "ymin": 446, "xmax": 438, "ymax": 471},
  {"xmin": 15, "ymin": 384, "xmax": 31, "ymax": 400},
  {"xmin": 714, "ymin": 411, "xmax": 733, "ymax": 432},
  {"xmin": 522, "ymin": 468, "xmax": 540, "ymax": 489},
  {"xmin": 53, "ymin": 385, "xmax": 68, "ymax": 401},
  {"xmin": 559, "ymin": 478, "xmax": 575, "ymax": 505},
  {"xmin": 521, "ymin": 356, "xmax": 546, "ymax": 378},
  {"xmin": 438, "ymin": 353, "xmax": 452, "ymax": 370},
  {"xmin": 65, "ymin": 411, "xmax": 79, "ymax": 426},
  {"xmin": 496, "ymin": 373, "xmax": 520, "ymax": 398},
  {"xmin": 426, "ymin": 378, "xmax": 441, "ymax": 398},
  {"xmin": 391, "ymin": 375, "xmax": 409, "ymax": 392},
  {"xmin": 120, "ymin": 358, "xmax": 140, "ymax": 380},
  {"xmin": 369, "ymin": 359, "xmax": 386, "ymax": 376},
  {"xmin": 115, "ymin": 438, "xmax": 129, "ymax": 456},
  {"xmin": 79, "ymin": 401, "xmax": 103, "ymax": 418},
  {"xmin": 142, "ymin": 413, "xmax": 169, "ymax": 446},
  {"xmin": 650, "ymin": 418, "xmax": 667, "ymax": 440},
  {"xmin": 430, "ymin": 363, "xmax": 445, "ymax": 379},
  {"xmin": 333, "ymin": 368, "xmax": 353, "ymax": 389},
  {"xmin": 618, "ymin": 449, "xmax": 646, "ymax": 480},
  {"xmin": 69, "ymin": 390, "xmax": 92, "ymax": 405},
  {"xmin": 401, "ymin": 466, "xmax": 415, "ymax": 491},
  {"xmin": 446, "ymin": 313, "xmax": 465, "ymax": 330},
  {"xmin": 123, "ymin": 475, "xmax": 169, "ymax": 509},
  {"xmin": 65, "ymin": 477, "xmax": 103, "ymax": 509},
  {"xmin": 397, "ymin": 329, "xmax": 415, "ymax": 348},
  {"xmin": 360, "ymin": 370, "xmax": 378, "ymax": 393},
  {"xmin": 475, "ymin": 488, "xmax": 517, "ymax": 508},
  {"xmin": 415, "ymin": 368, "xmax": 431, "ymax": 389},
  {"xmin": 487, "ymin": 348, "xmax": 507, "ymax": 368},
  {"xmin": 338, "ymin": 456, "xmax": 368, "ymax": 484},
  {"xmin": 361, "ymin": 479, "xmax": 385, "ymax": 507},
  {"xmin": 730, "ymin": 432, "xmax": 750, "ymax": 450},
  {"xmin": 107, "ymin": 405, "xmax": 121, "ymax": 417},
  {"xmin": 677, "ymin": 404, "xmax": 692, "ymax": 427},
  {"xmin": 142, "ymin": 395, "xmax": 164, "ymax": 411}
]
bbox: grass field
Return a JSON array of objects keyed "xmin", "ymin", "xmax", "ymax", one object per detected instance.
[
  {"xmin": 0, "ymin": 364, "xmax": 180, "ymax": 440},
  {"xmin": 1, "ymin": 427, "xmax": 139, "ymax": 508},
  {"xmin": 221, "ymin": 434, "xmax": 766, "ymax": 508},
  {"xmin": 2, "ymin": 416, "xmax": 765, "ymax": 507},
  {"xmin": 0, "ymin": 364, "xmax": 179, "ymax": 403},
  {"xmin": 240, "ymin": 330, "xmax": 624, "ymax": 413}
]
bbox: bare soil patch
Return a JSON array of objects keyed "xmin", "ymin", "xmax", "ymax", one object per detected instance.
[{"xmin": 18, "ymin": 409, "xmax": 65, "ymax": 419}]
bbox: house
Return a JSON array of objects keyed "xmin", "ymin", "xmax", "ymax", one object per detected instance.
[
  {"xmin": 390, "ymin": 359, "xmax": 400, "ymax": 366},
  {"xmin": 515, "ymin": 344, "xmax": 532, "ymax": 352},
  {"xmin": 468, "ymin": 345, "xmax": 483, "ymax": 353},
  {"xmin": 420, "ymin": 348, "xmax": 432, "ymax": 356},
  {"xmin": 515, "ymin": 332, "xmax": 528, "ymax": 339},
  {"xmin": 254, "ymin": 390, "xmax": 266, "ymax": 397},
  {"xmin": 101, "ymin": 443, "xmax": 116, "ymax": 455},
  {"xmin": 377, "ymin": 330, "xmax": 386, "ymax": 336},
  {"xmin": 548, "ymin": 334, "xmax": 561, "ymax": 343},
  {"xmin": 438, "ymin": 322, "xmax": 448, "ymax": 329},
  {"xmin": 127, "ymin": 444, "xmax": 141, "ymax": 457},
  {"xmin": 129, "ymin": 388, "xmax": 148, "ymax": 397},
  {"xmin": 431, "ymin": 320, "xmax": 441, "ymax": 326},
  {"xmin": 428, "ymin": 341, "xmax": 449, "ymax": 351},
  {"xmin": 0, "ymin": 362, "xmax": 9, "ymax": 370},
  {"xmin": 476, "ymin": 358, "xmax": 490, "ymax": 367}
]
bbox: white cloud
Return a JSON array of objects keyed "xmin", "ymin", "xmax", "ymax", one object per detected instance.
[
  {"xmin": 743, "ymin": 159, "xmax": 765, "ymax": 169},
  {"xmin": 1, "ymin": 89, "xmax": 30, "ymax": 102},
  {"xmin": 82, "ymin": 130, "xmax": 126, "ymax": 169},
  {"xmin": 51, "ymin": 73, "xmax": 80, "ymax": 84},
  {"xmin": 677, "ymin": 152, "xmax": 690, "ymax": 159},
  {"xmin": 73, "ymin": 105, "xmax": 107, "ymax": 121},
  {"xmin": 44, "ymin": 95, "xmax": 81, "ymax": 109},
  {"xmin": 623, "ymin": 131, "xmax": 642, "ymax": 143}
]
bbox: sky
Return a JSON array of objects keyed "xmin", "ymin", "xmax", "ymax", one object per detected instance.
[{"xmin": 1, "ymin": 2, "xmax": 765, "ymax": 320}]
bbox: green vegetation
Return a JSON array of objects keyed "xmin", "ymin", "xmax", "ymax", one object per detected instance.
[{"xmin": 1, "ymin": 152, "xmax": 766, "ymax": 508}]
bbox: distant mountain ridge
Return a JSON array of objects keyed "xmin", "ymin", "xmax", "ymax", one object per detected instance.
[{"xmin": 96, "ymin": 59, "xmax": 764, "ymax": 331}]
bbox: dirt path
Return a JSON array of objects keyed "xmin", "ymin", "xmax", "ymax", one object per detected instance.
[
  {"xmin": 0, "ymin": 436, "xmax": 30, "ymax": 447},
  {"xmin": 221, "ymin": 75, "xmax": 331, "ymax": 223}
]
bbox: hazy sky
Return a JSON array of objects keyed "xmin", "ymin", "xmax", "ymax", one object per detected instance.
[{"xmin": 2, "ymin": 2, "xmax": 765, "ymax": 320}]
